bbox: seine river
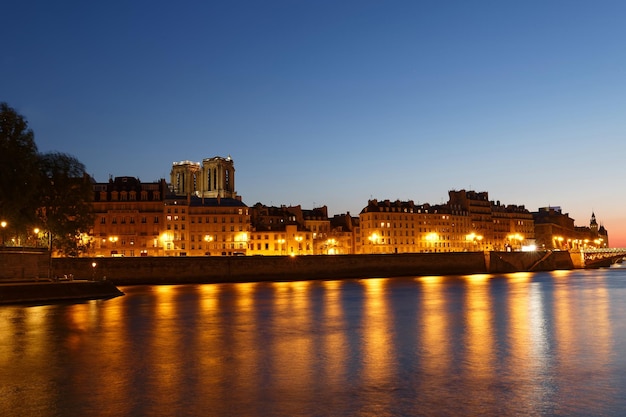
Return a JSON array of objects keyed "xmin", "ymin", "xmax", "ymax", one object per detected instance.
[{"xmin": 3, "ymin": 267, "xmax": 626, "ymax": 416}]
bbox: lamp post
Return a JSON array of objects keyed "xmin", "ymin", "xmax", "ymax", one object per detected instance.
[
  {"xmin": 1, "ymin": 221, "xmax": 7, "ymax": 247},
  {"xmin": 277, "ymin": 238, "xmax": 285, "ymax": 255},
  {"xmin": 466, "ymin": 233, "xmax": 483, "ymax": 251},
  {"xmin": 33, "ymin": 228, "xmax": 40, "ymax": 248},
  {"xmin": 204, "ymin": 235, "xmax": 213, "ymax": 256},
  {"xmin": 368, "ymin": 232, "xmax": 380, "ymax": 254},
  {"xmin": 295, "ymin": 235, "xmax": 303, "ymax": 255}
]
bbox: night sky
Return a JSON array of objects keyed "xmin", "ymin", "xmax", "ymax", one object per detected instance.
[{"xmin": 4, "ymin": 1, "xmax": 626, "ymax": 245}]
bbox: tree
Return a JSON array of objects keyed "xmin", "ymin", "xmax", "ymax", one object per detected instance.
[
  {"xmin": 37, "ymin": 152, "xmax": 95, "ymax": 256},
  {"xmin": 0, "ymin": 103, "xmax": 40, "ymax": 235}
]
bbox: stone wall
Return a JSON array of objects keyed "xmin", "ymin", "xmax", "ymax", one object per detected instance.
[
  {"xmin": 0, "ymin": 248, "xmax": 50, "ymax": 281},
  {"xmin": 50, "ymin": 251, "xmax": 574, "ymax": 286}
]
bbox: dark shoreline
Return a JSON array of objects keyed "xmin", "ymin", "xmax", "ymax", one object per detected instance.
[{"xmin": 0, "ymin": 280, "xmax": 124, "ymax": 305}]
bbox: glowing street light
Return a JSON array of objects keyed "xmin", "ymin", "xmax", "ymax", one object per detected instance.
[
  {"xmin": 295, "ymin": 235, "xmax": 303, "ymax": 254},
  {"xmin": 507, "ymin": 233, "xmax": 524, "ymax": 251},
  {"xmin": 1, "ymin": 221, "xmax": 7, "ymax": 247},
  {"xmin": 368, "ymin": 233, "xmax": 380, "ymax": 244},
  {"xmin": 325, "ymin": 238, "xmax": 337, "ymax": 254},
  {"xmin": 466, "ymin": 233, "xmax": 483, "ymax": 250},
  {"xmin": 277, "ymin": 238, "xmax": 285, "ymax": 255}
]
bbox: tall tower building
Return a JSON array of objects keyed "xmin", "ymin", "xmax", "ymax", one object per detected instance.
[
  {"xmin": 200, "ymin": 156, "xmax": 236, "ymax": 198},
  {"xmin": 590, "ymin": 212, "xmax": 599, "ymax": 234},
  {"xmin": 170, "ymin": 155, "xmax": 237, "ymax": 199},
  {"xmin": 170, "ymin": 160, "xmax": 201, "ymax": 195}
]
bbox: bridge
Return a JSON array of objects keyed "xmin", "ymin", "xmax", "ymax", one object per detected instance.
[{"xmin": 577, "ymin": 248, "xmax": 626, "ymax": 268}]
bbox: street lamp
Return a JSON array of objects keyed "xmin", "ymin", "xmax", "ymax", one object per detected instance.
[
  {"xmin": 466, "ymin": 233, "xmax": 483, "ymax": 251},
  {"xmin": 507, "ymin": 233, "xmax": 524, "ymax": 251},
  {"xmin": 325, "ymin": 238, "xmax": 337, "ymax": 254},
  {"xmin": 295, "ymin": 235, "xmax": 303, "ymax": 255},
  {"xmin": 277, "ymin": 238, "xmax": 285, "ymax": 255},
  {"xmin": 1, "ymin": 221, "xmax": 7, "ymax": 247}
]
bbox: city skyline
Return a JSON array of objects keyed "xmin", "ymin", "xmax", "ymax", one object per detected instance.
[{"xmin": 3, "ymin": 1, "xmax": 626, "ymax": 246}]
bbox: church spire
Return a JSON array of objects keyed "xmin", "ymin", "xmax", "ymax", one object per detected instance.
[{"xmin": 590, "ymin": 212, "xmax": 598, "ymax": 233}]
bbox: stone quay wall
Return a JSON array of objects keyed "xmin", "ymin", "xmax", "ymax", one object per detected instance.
[
  {"xmin": 49, "ymin": 250, "xmax": 575, "ymax": 286},
  {"xmin": 0, "ymin": 248, "xmax": 50, "ymax": 281}
]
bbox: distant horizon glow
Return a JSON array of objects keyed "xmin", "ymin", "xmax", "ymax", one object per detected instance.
[{"xmin": 3, "ymin": 1, "xmax": 625, "ymax": 246}]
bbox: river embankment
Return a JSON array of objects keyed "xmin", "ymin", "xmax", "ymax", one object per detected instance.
[
  {"xmin": 50, "ymin": 250, "xmax": 576, "ymax": 286},
  {"xmin": 1, "ymin": 248, "xmax": 577, "ymax": 289}
]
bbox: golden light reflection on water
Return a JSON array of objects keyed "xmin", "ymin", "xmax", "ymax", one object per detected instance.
[
  {"xmin": 507, "ymin": 271, "xmax": 533, "ymax": 284},
  {"xmin": 360, "ymin": 278, "xmax": 394, "ymax": 400},
  {"xmin": 199, "ymin": 282, "xmax": 219, "ymax": 310},
  {"xmin": 321, "ymin": 280, "xmax": 347, "ymax": 389},
  {"xmin": 418, "ymin": 275, "xmax": 451, "ymax": 398},
  {"xmin": 268, "ymin": 280, "xmax": 316, "ymax": 416},
  {"xmin": 463, "ymin": 273, "xmax": 496, "ymax": 408},
  {"xmin": 2, "ymin": 270, "xmax": 626, "ymax": 417},
  {"xmin": 505, "ymin": 274, "xmax": 535, "ymax": 407}
]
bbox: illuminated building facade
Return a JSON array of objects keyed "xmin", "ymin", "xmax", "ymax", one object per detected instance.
[
  {"xmin": 360, "ymin": 192, "xmax": 538, "ymax": 254},
  {"xmin": 329, "ymin": 213, "xmax": 360, "ymax": 254},
  {"xmin": 90, "ymin": 156, "xmax": 251, "ymax": 257},
  {"xmin": 533, "ymin": 207, "xmax": 608, "ymax": 250},
  {"xmin": 247, "ymin": 204, "xmax": 315, "ymax": 255},
  {"xmin": 85, "ymin": 157, "xmax": 607, "ymax": 257},
  {"xmin": 448, "ymin": 190, "xmax": 495, "ymax": 250},
  {"xmin": 171, "ymin": 156, "xmax": 236, "ymax": 198},
  {"xmin": 491, "ymin": 202, "xmax": 535, "ymax": 251},
  {"xmin": 166, "ymin": 156, "xmax": 250, "ymax": 256},
  {"xmin": 91, "ymin": 177, "xmax": 168, "ymax": 257},
  {"xmin": 162, "ymin": 195, "xmax": 250, "ymax": 256},
  {"xmin": 360, "ymin": 199, "xmax": 474, "ymax": 254}
]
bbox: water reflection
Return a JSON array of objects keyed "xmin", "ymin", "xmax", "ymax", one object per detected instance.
[{"xmin": 2, "ymin": 270, "xmax": 626, "ymax": 416}]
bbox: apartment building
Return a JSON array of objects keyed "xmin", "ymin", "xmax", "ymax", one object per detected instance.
[{"xmin": 91, "ymin": 177, "xmax": 168, "ymax": 257}]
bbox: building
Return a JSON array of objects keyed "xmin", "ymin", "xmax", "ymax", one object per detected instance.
[
  {"xmin": 448, "ymin": 190, "xmax": 495, "ymax": 250},
  {"xmin": 166, "ymin": 156, "xmax": 250, "ymax": 256},
  {"xmin": 359, "ymin": 199, "xmax": 474, "ymax": 254},
  {"xmin": 491, "ymin": 201, "xmax": 535, "ymax": 251},
  {"xmin": 533, "ymin": 208, "xmax": 608, "ymax": 250},
  {"xmin": 89, "ymin": 155, "xmax": 251, "ymax": 257},
  {"xmin": 248, "ymin": 204, "xmax": 315, "ymax": 256},
  {"xmin": 162, "ymin": 195, "xmax": 250, "ymax": 257},
  {"xmin": 170, "ymin": 156, "xmax": 237, "ymax": 198},
  {"xmin": 90, "ymin": 176, "xmax": 168, "ymax": 257},
  {"xmin": 329, "ymin": 213, "xmax": 360, "ymax": 254},
  {"xmin": 86, "ymin": 157, "xmax": 606, "ymax": 257},
  {"xmin": 359, "ymin": 192, "xmax": 537, "ymax": 254}
]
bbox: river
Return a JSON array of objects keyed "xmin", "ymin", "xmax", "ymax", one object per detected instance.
[{"xmin": 2, "ymin": 267, "xmax": 626, "ymax": 416}]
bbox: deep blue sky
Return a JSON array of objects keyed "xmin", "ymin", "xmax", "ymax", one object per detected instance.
[{"xmin": 4, "ymin": 1, "xmax": 626, "ymax": 245}]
